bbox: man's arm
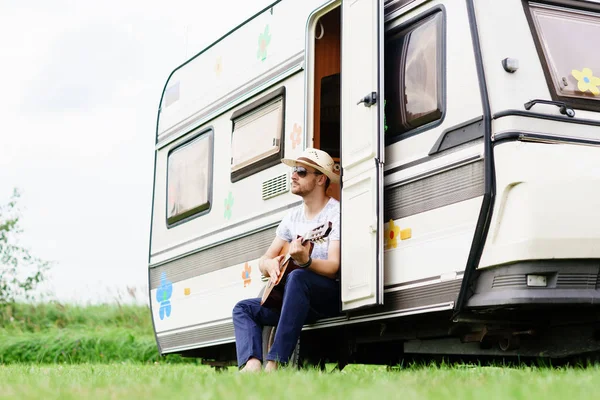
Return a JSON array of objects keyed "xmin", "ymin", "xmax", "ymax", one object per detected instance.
[
  {"xmin": 258, "ymin": 236, "xmax": 287, "ymax": 277},
  {"xmin": 290, "ymin": 239, "xmax": 340, "ymax": 279},
  {"xmin": 306, "ymin": 240, "xmax": 340, "ymax": 279}
]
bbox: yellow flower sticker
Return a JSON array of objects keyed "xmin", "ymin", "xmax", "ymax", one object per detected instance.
[
  {"xmin": 384, "ymin": 219, "xmax": 400, "ymax": 250},
  {"xmin": 572, "ymin": 68, "xmax": 600, "ymax": 95}
]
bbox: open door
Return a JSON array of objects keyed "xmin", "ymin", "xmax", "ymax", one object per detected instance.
[{"xmin": 340, "ymin": 0, "xmax": 384, "ymax": 311}]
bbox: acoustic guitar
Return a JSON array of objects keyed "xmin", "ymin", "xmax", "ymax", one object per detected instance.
[{"xmin": 261, "ymin": 222, "xmax": 333, "ymax": 309}]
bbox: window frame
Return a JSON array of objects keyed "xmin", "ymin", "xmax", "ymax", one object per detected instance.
[
  {"xmin": 385, "ymin": 0, "xmax": 418, "ymax": 16},
  {"xmin": 384, "ymin": 6, "xmax": 447, "ymax": 145},
  {"xmin": 230, "ymin": 86, "xmax": 286, "ymax": 182},
  {"xmin": 523, "ymin": 1, "xmax": 600, "ymax": 113},
  {"xmin": 165, "ymin": 127, "xmax": 214, "ymax": 228}
]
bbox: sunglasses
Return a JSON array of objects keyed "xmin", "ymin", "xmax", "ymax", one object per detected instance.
[{"xmin": 292, "ymin": 166, "xmax": 323, "ymax": 178}]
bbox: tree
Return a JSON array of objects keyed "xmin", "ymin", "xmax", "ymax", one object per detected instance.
[{"xmin": 0, "ymin": 189, "xmax": 51, "ymax": 303}]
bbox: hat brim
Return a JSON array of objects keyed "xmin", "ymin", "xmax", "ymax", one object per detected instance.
[{"xmin": 281, "ymin": 158, "xmax": 340, "ymax": 184}]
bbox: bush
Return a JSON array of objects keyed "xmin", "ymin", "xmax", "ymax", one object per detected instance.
[{"xmin": 0, "ymin": 189, "xmax": 51, "ymax": 304}]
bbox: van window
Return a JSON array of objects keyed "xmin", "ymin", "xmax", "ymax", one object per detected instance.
[
  {"xmin": 527, "ymin": 3, "xmax": 600, "ymax": 110},
  {"xmin": 166, "ymin": 129, "xmax": 213, "ymax": 226},
  {"xmin": 230, "ymin": 88, "xmax": 285, "ymax": 182},
  {"xmin": 385, "ymin": 12, "xmax": 444, "ymax": 138}
]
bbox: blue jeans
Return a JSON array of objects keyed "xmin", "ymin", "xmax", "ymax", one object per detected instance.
[{"xmin": 232, "ymin": 268, "xmax": 340, "ymax": 367}]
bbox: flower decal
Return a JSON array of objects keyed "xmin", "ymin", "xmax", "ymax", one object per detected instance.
[
  {"xmin": 224, "ymin": 191, "xmax": 234, "ymax": 220},
  {"xmin": 156, "ymin": 272, "xmax": 173, "ymax": 320},
  {"xmin": 257, "ymin": 25, "xmax": 272, "ymax": 61},
  {"xmin": 572, "ymin": 68, "xmax": 600, "ymax": 96},
  {"xmin": 384, "ymin": 219, "xmax": 400, "ymax": 250},
  {"xmin": 242, "ymin": 263, "xmax": 252, "ymax": 287},
  {"xmin": 290, "ymin": 123, "xmax": 302, "ymax": 149},
  {"xmin": 215, "ymin": 56, "xmax": 223, "ymax": 77}
]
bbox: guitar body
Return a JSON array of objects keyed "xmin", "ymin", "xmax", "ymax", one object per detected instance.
[
  {"xmin": 260, "ymin": 241, "xmax": 314, "ymax": 309},
  {"xmin": 259, "ymin": 222, "xmax": 332, "ymax": 309}
]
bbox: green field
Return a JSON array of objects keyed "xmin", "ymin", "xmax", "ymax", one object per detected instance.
[
  {"xmin": 1, "ymin": 363, "xmax": 600, "ymax": 400},
  {"xmin": 0, "ymin": 302, "xmax": 190, "ymax": 364},
  {"xmin": 1, "ymin": 303, "xmax": 599, "ymax": 399}
]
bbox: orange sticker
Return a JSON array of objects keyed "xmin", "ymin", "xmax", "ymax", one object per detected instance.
[
  {"xmin": 242, "ymin": 263, "xmax": 252, "ymax": 287},
  {"xmin": 290, "ymin": 123, "xmax": 302, "ymax": 149}
]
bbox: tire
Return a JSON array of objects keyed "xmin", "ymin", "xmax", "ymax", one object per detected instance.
[{"xmin": 261, "ymin": 325, "xmax": 300, "ymax": 368}]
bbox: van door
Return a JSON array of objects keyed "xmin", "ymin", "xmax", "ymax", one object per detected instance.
[{"xmin": 340, "ymin": 0, "xmax": 384, "ymax": 310}]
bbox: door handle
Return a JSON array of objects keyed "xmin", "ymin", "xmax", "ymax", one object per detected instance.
[{"xmin": 357, "ymin": 92, "xmax": 377, "ymax": 107}]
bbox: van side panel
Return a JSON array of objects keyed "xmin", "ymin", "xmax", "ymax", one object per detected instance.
[
  {"xmin": 481, "ymin": 141, "xmax": 600, "ymax": 267},
  {"xmin": 157, "ymin": 0, "xmax": 327, "ymax": 143},
  {"xmin": 382, "ymin": 0, "xmax": 484, "ymax": 287}
]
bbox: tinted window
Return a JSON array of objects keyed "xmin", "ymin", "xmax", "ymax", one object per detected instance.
[
  {"xmin": 385, "ymin": 12, "xmax": 443, "ymax": 137},
  {"xmin": 167, "ymin": 130, "xmax": 213, "ymax": 225},
  {"xmin": 230, "ymin": 88, "xmax": 285, "ymax": 181},
  {"xmin": 529, "ymin": 4, "xmax": 600, "ymax": 104}
]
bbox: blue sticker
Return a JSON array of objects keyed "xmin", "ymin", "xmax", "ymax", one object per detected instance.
[{"xmin": 156, "ymin": 272, "xmax": 173, "ymax": 320}]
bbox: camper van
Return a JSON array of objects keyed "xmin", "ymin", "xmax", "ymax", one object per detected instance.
[{"xmin": 149, "ymin": 0, "xmax": 600, "ymax": 367}]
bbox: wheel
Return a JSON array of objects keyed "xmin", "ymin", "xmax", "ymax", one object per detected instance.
[
  {"xmin": 262, "ymin": 325, "xmax": 300, "ymax": 368},
  {"xmin": 498, "ymin": 335, "xmax": 520, "ymax": 351}
]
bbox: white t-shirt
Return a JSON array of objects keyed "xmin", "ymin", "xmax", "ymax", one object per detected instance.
[{"xmin": 275, "ymin": 197, "xmax": 340, "ymax": 261}]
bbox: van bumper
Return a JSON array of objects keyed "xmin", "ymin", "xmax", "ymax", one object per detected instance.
[{"xmin": 467, "ymin": 259, "xmax": 600, "ymax": 308}]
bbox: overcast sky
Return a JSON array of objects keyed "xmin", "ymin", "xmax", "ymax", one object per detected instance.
[{"xmin": 0, "ymin": 0, "xmax": 272, "ymax": 304}]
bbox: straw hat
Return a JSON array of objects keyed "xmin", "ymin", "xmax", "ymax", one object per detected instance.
[{"xmin": 281, "ymin": 148, "xmax": 340, "ymax": 183}]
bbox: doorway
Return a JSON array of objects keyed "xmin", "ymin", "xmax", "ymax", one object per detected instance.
[{"xmin": 311, "ymin": 6, "xmax": 341, "ymax": 200}]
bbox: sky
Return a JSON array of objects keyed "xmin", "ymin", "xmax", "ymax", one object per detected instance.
[{"xmin": 0, "ymin": 0, "xmax": 273, "ymax": 304}]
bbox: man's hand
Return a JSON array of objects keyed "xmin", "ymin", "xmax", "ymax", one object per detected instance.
[
  {"xmin": 289, "ymin": 238, "xmax": 311, "ymax": 266},
  {"xmin": 264, "ymin": 255, "xmax": 284, "ymax": 283}
]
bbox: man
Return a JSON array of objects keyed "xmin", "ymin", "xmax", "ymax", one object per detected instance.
[{"xmin": 232, "ymin": 148, "xmax": 341, "ymax": 372}]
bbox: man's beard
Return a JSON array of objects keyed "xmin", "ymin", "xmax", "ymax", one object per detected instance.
[
  {"xmin": 291, "ymin": 182, "xmax": 312, "ymax": 196},
  {"xmin": 291, "ymin": 185, "xmax": 305, "ymax": 196}
]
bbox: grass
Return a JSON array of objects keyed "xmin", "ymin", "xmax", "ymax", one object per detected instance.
[
  {"xmin": 0, "ymin": 302, "xmax": 193, "ymax": 364},
  {"xmin": 1, "ymin": 303, "xmax": 600, "ymax": 399},
  {"xmin": 0, "ymin": 363, "xmax": 599, "ymax": 400},
  {"xmin": 0, "ymin": 302, "xmax": 152, "ymax": 334},
  {"xmin": 0, "ymin": 328, "xmax": 184, "ymax": 364}
]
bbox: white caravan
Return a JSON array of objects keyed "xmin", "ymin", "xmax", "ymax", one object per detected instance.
[{"xmin": 149, "ymin": 0, "xmax": 600, "ymax": 367}]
